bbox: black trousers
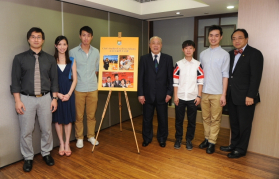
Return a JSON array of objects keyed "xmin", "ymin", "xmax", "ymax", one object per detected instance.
[
  {"xmin": 142, "ymin": 101, "xmax": 168, "ymax": 143},
  {"xmin": 228, "ymin": 94, "xmax": 256, "ymax": 154},
  {"xmin": 175, "ymin": 99, "xmax": 197, "ymax": 141}
]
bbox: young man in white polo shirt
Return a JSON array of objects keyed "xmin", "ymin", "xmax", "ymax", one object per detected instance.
[
  {"xmin": 198, "ymin": 25, "xmax": 230, "ymax": 154},
  {"xmin": 173, "ymin": 40, "xmax": 204, "ymax": 150}
]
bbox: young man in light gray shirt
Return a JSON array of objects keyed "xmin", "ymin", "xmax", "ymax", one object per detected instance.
[
  {"xmin": 198, "ymin": 25, "xmax": 230, "ymax": 154},
  {"xmin": 69, "ymin": 26, "xmax": 99, "ymax": 148}
]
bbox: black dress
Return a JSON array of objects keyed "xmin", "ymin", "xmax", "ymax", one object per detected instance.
[{"xmin": 52, "ymin": 64, "xmax": 75, "ymax": 124}]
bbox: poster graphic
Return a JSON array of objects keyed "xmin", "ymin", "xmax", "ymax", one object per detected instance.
[
  {"xmin": 98, "ymin": 37, "xmax": 139, "ymax": 91},
  {"xmin": 119, "ymin": 55, "xmax": 134, "ymax": 70},
  {"xmin": 102, "ymin": 72, "xmax": 134, "ymax": 88},
  {"xmin": 103, "ymin": 55, "xmax": 118, "ymax": 70}
]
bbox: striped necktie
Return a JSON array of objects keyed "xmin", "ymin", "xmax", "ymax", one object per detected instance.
[
  {"xmin": 34, "ymin": 54, "xmax": 41, "ymax": 95},
  {"xmin": 154, "ymin": 55, "xmax": 158, "ymax": 73}
]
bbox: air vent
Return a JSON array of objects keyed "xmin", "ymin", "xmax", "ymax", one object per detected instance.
[{"xmin": 134, "ymin": 0, "xmax": 156, "ymax": 3}]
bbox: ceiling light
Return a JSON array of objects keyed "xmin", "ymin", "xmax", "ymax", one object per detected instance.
[
  {"xmin": 176, "ymin": 12, "xmax": 180, "ymax": 15},
  {"xmin": 227, "ymin": 6, "xmax": 234, "ymax": 9}
]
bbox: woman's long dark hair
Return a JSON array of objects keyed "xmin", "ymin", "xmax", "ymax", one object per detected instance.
[{"xmin": 54, "ymin": 35, "xmax": 71, "ymax": 64}]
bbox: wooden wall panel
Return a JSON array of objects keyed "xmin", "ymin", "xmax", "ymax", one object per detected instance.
[{"xmin": 238, "ymin": 0, "xmax": 279, "ymax": 158}]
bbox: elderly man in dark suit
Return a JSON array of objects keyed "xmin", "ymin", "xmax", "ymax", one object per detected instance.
[
  {"xmin": 220, "ymin": 29, "xmax": 263, "ymax": 158},
  {"xmin": 138, "ymin": 36, "xmax": 173, "ymax": 147}
]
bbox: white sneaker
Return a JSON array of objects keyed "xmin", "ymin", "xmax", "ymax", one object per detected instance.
[
  {"xmin": 88, "ymin": 137, "xmax": 99, "ymax": 146},
  {"xmin": 76, "ymin": 139, "xmax": 84, "ymax": 148}
]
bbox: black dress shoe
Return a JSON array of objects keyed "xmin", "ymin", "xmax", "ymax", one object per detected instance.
[
  {"xmin": 174, "ymin": 139, "xmax": 181, "ymax": 149},
  {"xmin": 142, "ymin": 141, "xmax": 150, "ymax": 147},
  {"xmin": 199, "ymin": 139, "xmax": 209, "ymax": 149},
  {"xmin": 23, "ymin": 160, "xmax": 33, "ymax": 172},
  {"xmin": 159, "ymin": 141, "xmax": 166, "ymax": 148},
  {"xmin": 227, "ymin": 150, "xmax": 246, "ymax": 158},
  {"xmin": 206, "ymin": 143, "xmax": 215, "ymax": 154},
  {"xmin": 186, "ymin": 140, "xmax": 193, "ymax": 151},
  {"xmin": 220, "ymin": 145, "xmax": 235, "ymax": 152},
  {"xmin": 43, "ymin": 155, "xmax": 55, "ymax": 166}
]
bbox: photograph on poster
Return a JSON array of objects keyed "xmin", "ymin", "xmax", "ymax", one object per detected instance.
[
  {"xmin": 102, "ymin": 72, "xmax": 134, "ymax": 88},
  {"xmin": 119, "ymin": 55, "xmax": 134, "ymax": 70},
  {"xmin": 102, "ymin": 55, "xmax": 118, "ymax": 70}
]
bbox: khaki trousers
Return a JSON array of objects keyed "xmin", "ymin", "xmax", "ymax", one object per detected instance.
[
  {"xmin": 75, "ymin": 90, "xmax": 98, "ymax": 139},
  {"xmin": 201, "ymin": 93, "xmax": 223, "ymax": 144}
]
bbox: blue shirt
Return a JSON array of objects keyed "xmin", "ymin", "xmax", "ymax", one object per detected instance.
[
  {"xmin": 232, "ymin": 44, "xmax": 247, "ymax": 72},
  {"xmin": 69, "ymin": 44, "xmax": 99, "ymax": 92},
  {"xmin": 199, "ymin": 46, "xmax": 230, "ymax": 94}
]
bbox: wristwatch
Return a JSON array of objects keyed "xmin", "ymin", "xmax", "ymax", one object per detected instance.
[
  {"xmin": 52, "ymin": 97, "xmax": 58, "ymax": 100},
  {"xmin": 197, "ymin": 95, "xmax": 201, "ymax": 99}
]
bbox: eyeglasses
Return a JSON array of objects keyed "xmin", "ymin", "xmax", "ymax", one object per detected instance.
[
  {"xmin": 232, "ymin": 37, "xmax": 245, "ymax": 41},
  {"xmin": 30, "ymin": 36, "xmax": 42, "ymax": 40}
]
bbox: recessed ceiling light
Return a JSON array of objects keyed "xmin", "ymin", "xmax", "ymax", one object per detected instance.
[
  {"xmin": 227, "ymin": 6, "xmax": 234, "ymax": 9},
  {"xmin": 176, "ymin": 12, "xmax": 180, "ymax": 15}
]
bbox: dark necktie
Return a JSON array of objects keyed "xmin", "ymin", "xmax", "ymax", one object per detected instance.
[
  {"xmin": 34, "ymin": 54, "xmax": 41, "ymax": 95},
  {"xmin": 154, "ymin": 55, "xmax": 158, "ymax": 73},
  {"xmin": 234, "ymin": 49, "xmax": 243, "ymax": 56}
]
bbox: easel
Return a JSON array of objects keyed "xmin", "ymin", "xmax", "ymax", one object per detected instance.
[{"xmin": 92, "ymin": 32, "xmax": 140, "ymax": 154}]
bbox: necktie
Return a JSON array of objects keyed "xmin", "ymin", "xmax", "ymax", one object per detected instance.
[
  {"xmin": 234, "ymin": 49, "xmax": 243, "ymax": 56},
  {"xmin": 154, "ymin": 55, "xmax": 158, "ymax": 73},
  {"xmin": 34, "ymin": 54, "xmax": 41, "ymax": 95}
]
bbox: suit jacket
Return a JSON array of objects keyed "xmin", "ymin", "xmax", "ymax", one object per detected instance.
[
  {"xmin": 105, "ymin": 82, "xmax": 112, "ymax": 87},
  {"xmin": 113, "ymin": 80, "xmax": 121, "ymax": 87},
  {"xmin": 138, "ymin": 53, "xmax": 173, "ymax": 104},
  {"xmin": 227, "ymin": 45, "xmax": 263, "ymax": 105}
]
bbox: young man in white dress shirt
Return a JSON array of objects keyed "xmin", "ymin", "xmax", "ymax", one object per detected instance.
[
  {"xmin": 173, "ymin": 40, "xmax": 204, "ymax": 150},
  {"xmin": 198, "ymin": 25, "xmax": 230, "ymax": 154}
]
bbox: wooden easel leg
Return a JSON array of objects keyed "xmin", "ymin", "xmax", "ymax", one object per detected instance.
[
  {"xmin": 118, "ymin": 91, "xmax": 122, "ymax": 131},
  {"xmin": 124, "ymin": 91, "xmax": 140, "ymax": 154},
  {"xmin": 92, "ymin": 90, "xmax": 112, "ymax": 152}
]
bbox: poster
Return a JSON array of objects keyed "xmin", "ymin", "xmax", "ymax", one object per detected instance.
[{"xmin": 98, "ymin": 37, "xmax": 139, "ymax": 91}]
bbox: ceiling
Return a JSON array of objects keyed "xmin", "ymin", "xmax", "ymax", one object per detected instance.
[{"xmin": 59, "ymin": 0, "xmax": 238, "ymax": 20}]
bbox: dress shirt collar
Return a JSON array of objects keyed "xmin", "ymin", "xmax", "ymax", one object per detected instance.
[
  {"xmin": 209, "ymin": 45, "xmax": 221, "ymax": 51},
  {"xmin": 28, "ymin": 48, "xmax": 42, "ymax": 56},
  {"xmin": 78, "ymin": 43, "xmax": 93, "ymax": 52},
  {"xmin": 151, "ymin": 52, "xmax": 161, "ymax": 61},
  {"xmin": 183, "ymin": 57, "xmax": 194, "ymax": 64},
  {"xmin": 237, "ymin": 44, "xmax": 247, "ymax": 51}
]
